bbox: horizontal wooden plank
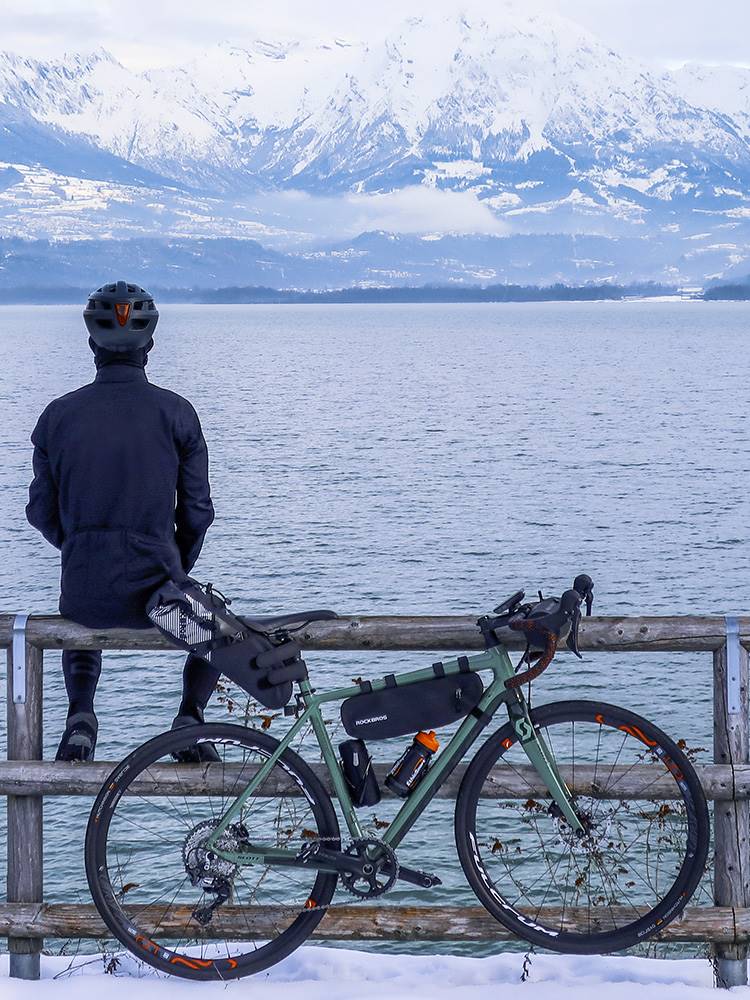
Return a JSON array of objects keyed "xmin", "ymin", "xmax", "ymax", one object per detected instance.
[
  {"xmin": 0, "ymin": 760, "xmax": 741, "ymax": 800},
  {"xmin": 0, "ymin": 902, "xmax": 741, "ymax": 942},
  {"xmin": 0, "ymin": 613, "xmax": 742, "ymax": 653}
]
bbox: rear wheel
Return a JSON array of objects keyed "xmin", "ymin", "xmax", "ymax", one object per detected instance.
[
  {"xmin": 86, "ymin": 723, "xmax": 340, "ymax": 980},
  {"xmin": 455, "ymin": 700, "xmax": 709, "ymax": 953}
]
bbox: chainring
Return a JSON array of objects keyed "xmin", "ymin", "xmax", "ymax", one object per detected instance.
[{"xmin": 339, "ymin": 837, "xmax": 399, "ymax": 900}]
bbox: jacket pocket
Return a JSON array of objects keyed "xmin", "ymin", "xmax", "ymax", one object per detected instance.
[{"xmin": 61, "ymin": 530, "xmax": 128, "ymax": 599}]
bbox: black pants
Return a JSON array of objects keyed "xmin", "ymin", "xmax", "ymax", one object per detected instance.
[{"xmin": 62, "ymin": 650, "xmax": 221, "ymax": 721}]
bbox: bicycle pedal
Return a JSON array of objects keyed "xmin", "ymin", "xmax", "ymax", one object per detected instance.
[{"xmin": 396, "ymin": 864, "xmax": 442, "ymax": 888}]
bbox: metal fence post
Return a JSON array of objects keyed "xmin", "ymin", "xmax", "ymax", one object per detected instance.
[
  {"xmin": 6, "ymin": 615, "xmax": 43, "ymax": 980},
  {"xmin": 712, "ymin": 617, "xmax": 749, "ymax": 987}
]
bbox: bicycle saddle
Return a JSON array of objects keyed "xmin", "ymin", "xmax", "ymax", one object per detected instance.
[{"xmin": 239, "ymin": 610, "xmax": 338, "ymax": 631}]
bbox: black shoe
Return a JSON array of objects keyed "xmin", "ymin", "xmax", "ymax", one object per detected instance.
[
  {"xmin": 56, "ymin": 711, "xmax": 98, "ymax": 762},
  {"xmin": 170, "ymin": 714, "xmax": 221, "ymax": 764}
]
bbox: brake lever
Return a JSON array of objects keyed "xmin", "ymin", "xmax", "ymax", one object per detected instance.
[
  {"xmin": 573, "ymin": 574, "xmax": 594, "ymax": 616},
  {"xmin": 566, "ymin": 605, "xmax": 583, "ymax": 659}
]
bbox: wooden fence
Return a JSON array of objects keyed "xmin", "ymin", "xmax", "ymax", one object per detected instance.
[{"xmin": 1, "ymin": 613, "xmax": 749, "ymax": 987}]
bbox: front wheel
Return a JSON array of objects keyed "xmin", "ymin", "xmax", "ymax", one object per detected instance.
[
  {"xmin": 86, "ymin": 723, "xmax": 340, "ymax": 980},
  {"xmin": 455, "ymin": 700, "xmax": 709, "ymax": 953}
]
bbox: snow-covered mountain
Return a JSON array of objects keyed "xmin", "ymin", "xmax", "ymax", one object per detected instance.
[
  {"xmin": 3, "ymin": 13, "xmax": 748, "ymax": 193},
  {"xmin": 1, "ymin": 9, "xmax": 750, "ymax": 285},
  {"xmin": 670, "ymin": 63, "xmax": 750, "ymax": 142}
]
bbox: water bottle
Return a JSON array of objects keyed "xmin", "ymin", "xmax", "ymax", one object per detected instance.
[{"xmin": 385, "ymin": 731, "xmax": 440, "ymax": 798}]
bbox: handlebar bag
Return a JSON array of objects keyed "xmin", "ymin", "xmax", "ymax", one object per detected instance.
[
  {"xmin": 341, "ymin": 672, "xmax": 484, "ymax": 741},
  {"xmin": 146, "ymin": 578, "xmax": 305, "ymax": 709}
]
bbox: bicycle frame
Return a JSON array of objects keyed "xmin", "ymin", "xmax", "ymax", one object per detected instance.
[{"xmin": 206, "ymin": 642, "xmax": 584, "ymax": 867}]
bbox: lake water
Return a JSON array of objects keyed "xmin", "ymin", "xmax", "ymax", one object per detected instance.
[{"xmin": 0, "ymin": 301, "xmax": 749, "ymax": 954}]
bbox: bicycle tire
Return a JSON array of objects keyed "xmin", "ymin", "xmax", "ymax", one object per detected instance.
[
  {"xmin": 85, "ymin": 723, "xmax": 340, "ymax": 981},
  {"xmin": 454, "ymin": 700, "xmax": 709, "ymax": 953}
]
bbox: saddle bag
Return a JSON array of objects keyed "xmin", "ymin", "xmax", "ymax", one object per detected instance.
[
  {"xmin": 146, "ymin": 579, "xmax": 306, "ymax": 709},
  {"xmin": 340, "ymin": 669, "xmax": 484, "ymax": 741}
]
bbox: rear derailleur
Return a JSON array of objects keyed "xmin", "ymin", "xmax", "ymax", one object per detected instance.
[
  {"xmin": 191, "ymin": 878, "xmax": 232, "ymax": 926},
  {"xmin": 183, "ymin": 818, "xmax": 250, "ymax": 925}
]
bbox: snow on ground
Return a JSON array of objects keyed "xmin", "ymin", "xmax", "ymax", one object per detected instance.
[{"xmin": 0, "ymin": 946, "xmax": 745, "ymax": 999}]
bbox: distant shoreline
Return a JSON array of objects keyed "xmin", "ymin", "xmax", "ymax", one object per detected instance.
[{"xmin": 0, "ymin": 282, "xmax": 746, "ymax": 305}]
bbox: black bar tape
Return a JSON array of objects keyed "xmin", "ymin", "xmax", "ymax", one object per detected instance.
[
  {"xmin": 458, "ymin": 656, "xmax": 470, "ymax": 673},
  {"xmin": 432, "ymin": 661, "xmax": 445, "ymax": 677}
]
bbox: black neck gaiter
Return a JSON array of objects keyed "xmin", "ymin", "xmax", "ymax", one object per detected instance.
[{"xmin": 90, "ymin": 337, "xmax": 153, "ymax": 370}]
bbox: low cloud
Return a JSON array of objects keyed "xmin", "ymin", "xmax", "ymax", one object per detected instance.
[
  {"xmin": 343, "ymin": 187, "xmax": 507, "ymax": 237},
  {"xmin": 243, "ymin": 187, "xmax": 507, "ymax": 246}
]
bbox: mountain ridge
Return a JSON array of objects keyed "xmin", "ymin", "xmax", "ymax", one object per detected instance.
[{"xmin": 1, "ymin": 10, "xmax": 749, "ymax": 283}]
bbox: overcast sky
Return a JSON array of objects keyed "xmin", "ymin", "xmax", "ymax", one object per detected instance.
[{"xmin": 3, "ymin": 0, "xmax": 749, "ymax": 70}]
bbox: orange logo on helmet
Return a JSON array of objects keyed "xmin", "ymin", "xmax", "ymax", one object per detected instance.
[{"xmin": 114, "ymin": 302, "xmax": 131, "ymax": 327}]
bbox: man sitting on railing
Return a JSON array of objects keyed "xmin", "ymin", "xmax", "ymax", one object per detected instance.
[{"xmin": 25, "ymin": 281, "xmax": 219, "ymax": 763}]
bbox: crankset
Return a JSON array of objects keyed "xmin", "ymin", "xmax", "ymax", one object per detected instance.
[
  {"xmin": 294, "ymin": 838, "xmax": 442, "ymax": 890},
  {"xmin": 339, "ymin": 838, "xmax": 398, "ymax": 899}
]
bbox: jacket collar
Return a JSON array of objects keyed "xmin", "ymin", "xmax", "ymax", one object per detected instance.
[{"xmin": 94, "ymin": 366, "xmax": 148, "ymax": 384}]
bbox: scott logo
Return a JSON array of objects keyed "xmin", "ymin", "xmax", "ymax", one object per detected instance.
[{"xmin": 513, "ymin": 718, "xmax": 534, "ymax": 742}]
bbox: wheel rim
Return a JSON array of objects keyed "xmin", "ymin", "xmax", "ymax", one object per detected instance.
[
  {"xmin": 88, "ymin": 726, "xmax": 338, "ymax": 977},
  {"xmin": 463, "ymin": 704, "xmax": 706, "ymax": 948}
]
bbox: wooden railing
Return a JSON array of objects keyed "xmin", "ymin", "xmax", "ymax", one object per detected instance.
[{"xmin": 1, "ymin": 613, "xmax": 749, "ymax": 987}]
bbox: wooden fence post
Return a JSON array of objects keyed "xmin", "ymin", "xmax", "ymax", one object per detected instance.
[
  {"xmin": 713, "ymin": 619, "xmax": 750, "ymax": 987},
  {"xmin": 6, "ymin": 616, "xmax": 43, "ymax": 980}
]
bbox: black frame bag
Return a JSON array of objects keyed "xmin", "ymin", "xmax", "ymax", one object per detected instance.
[
  {"xmin": 341, "ymin": 671, "xmax": 484, "ymax": 741},
  {"xmin": 146, "ymin": 579, "xmax": 306, "ymax": 709}
]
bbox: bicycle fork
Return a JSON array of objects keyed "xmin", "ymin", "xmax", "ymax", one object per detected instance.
[{"xmin": 506, "ymin": 697, "xmax": 585, "ymax": 834}]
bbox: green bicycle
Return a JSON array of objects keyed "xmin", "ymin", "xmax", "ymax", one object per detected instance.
[{"xmin": 86, "ymin": 574, "xmax": 709, "ymax": 981}]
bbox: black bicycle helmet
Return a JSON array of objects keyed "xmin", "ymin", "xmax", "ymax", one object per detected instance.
[{"xmin": 83, "ymin": 281, "xmax": 159, "ymax": 351}]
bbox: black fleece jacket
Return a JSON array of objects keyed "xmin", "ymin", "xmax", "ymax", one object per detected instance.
[{"xmin": 27, "ymin": 361, "xmax": 214, "ymax": 628}]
